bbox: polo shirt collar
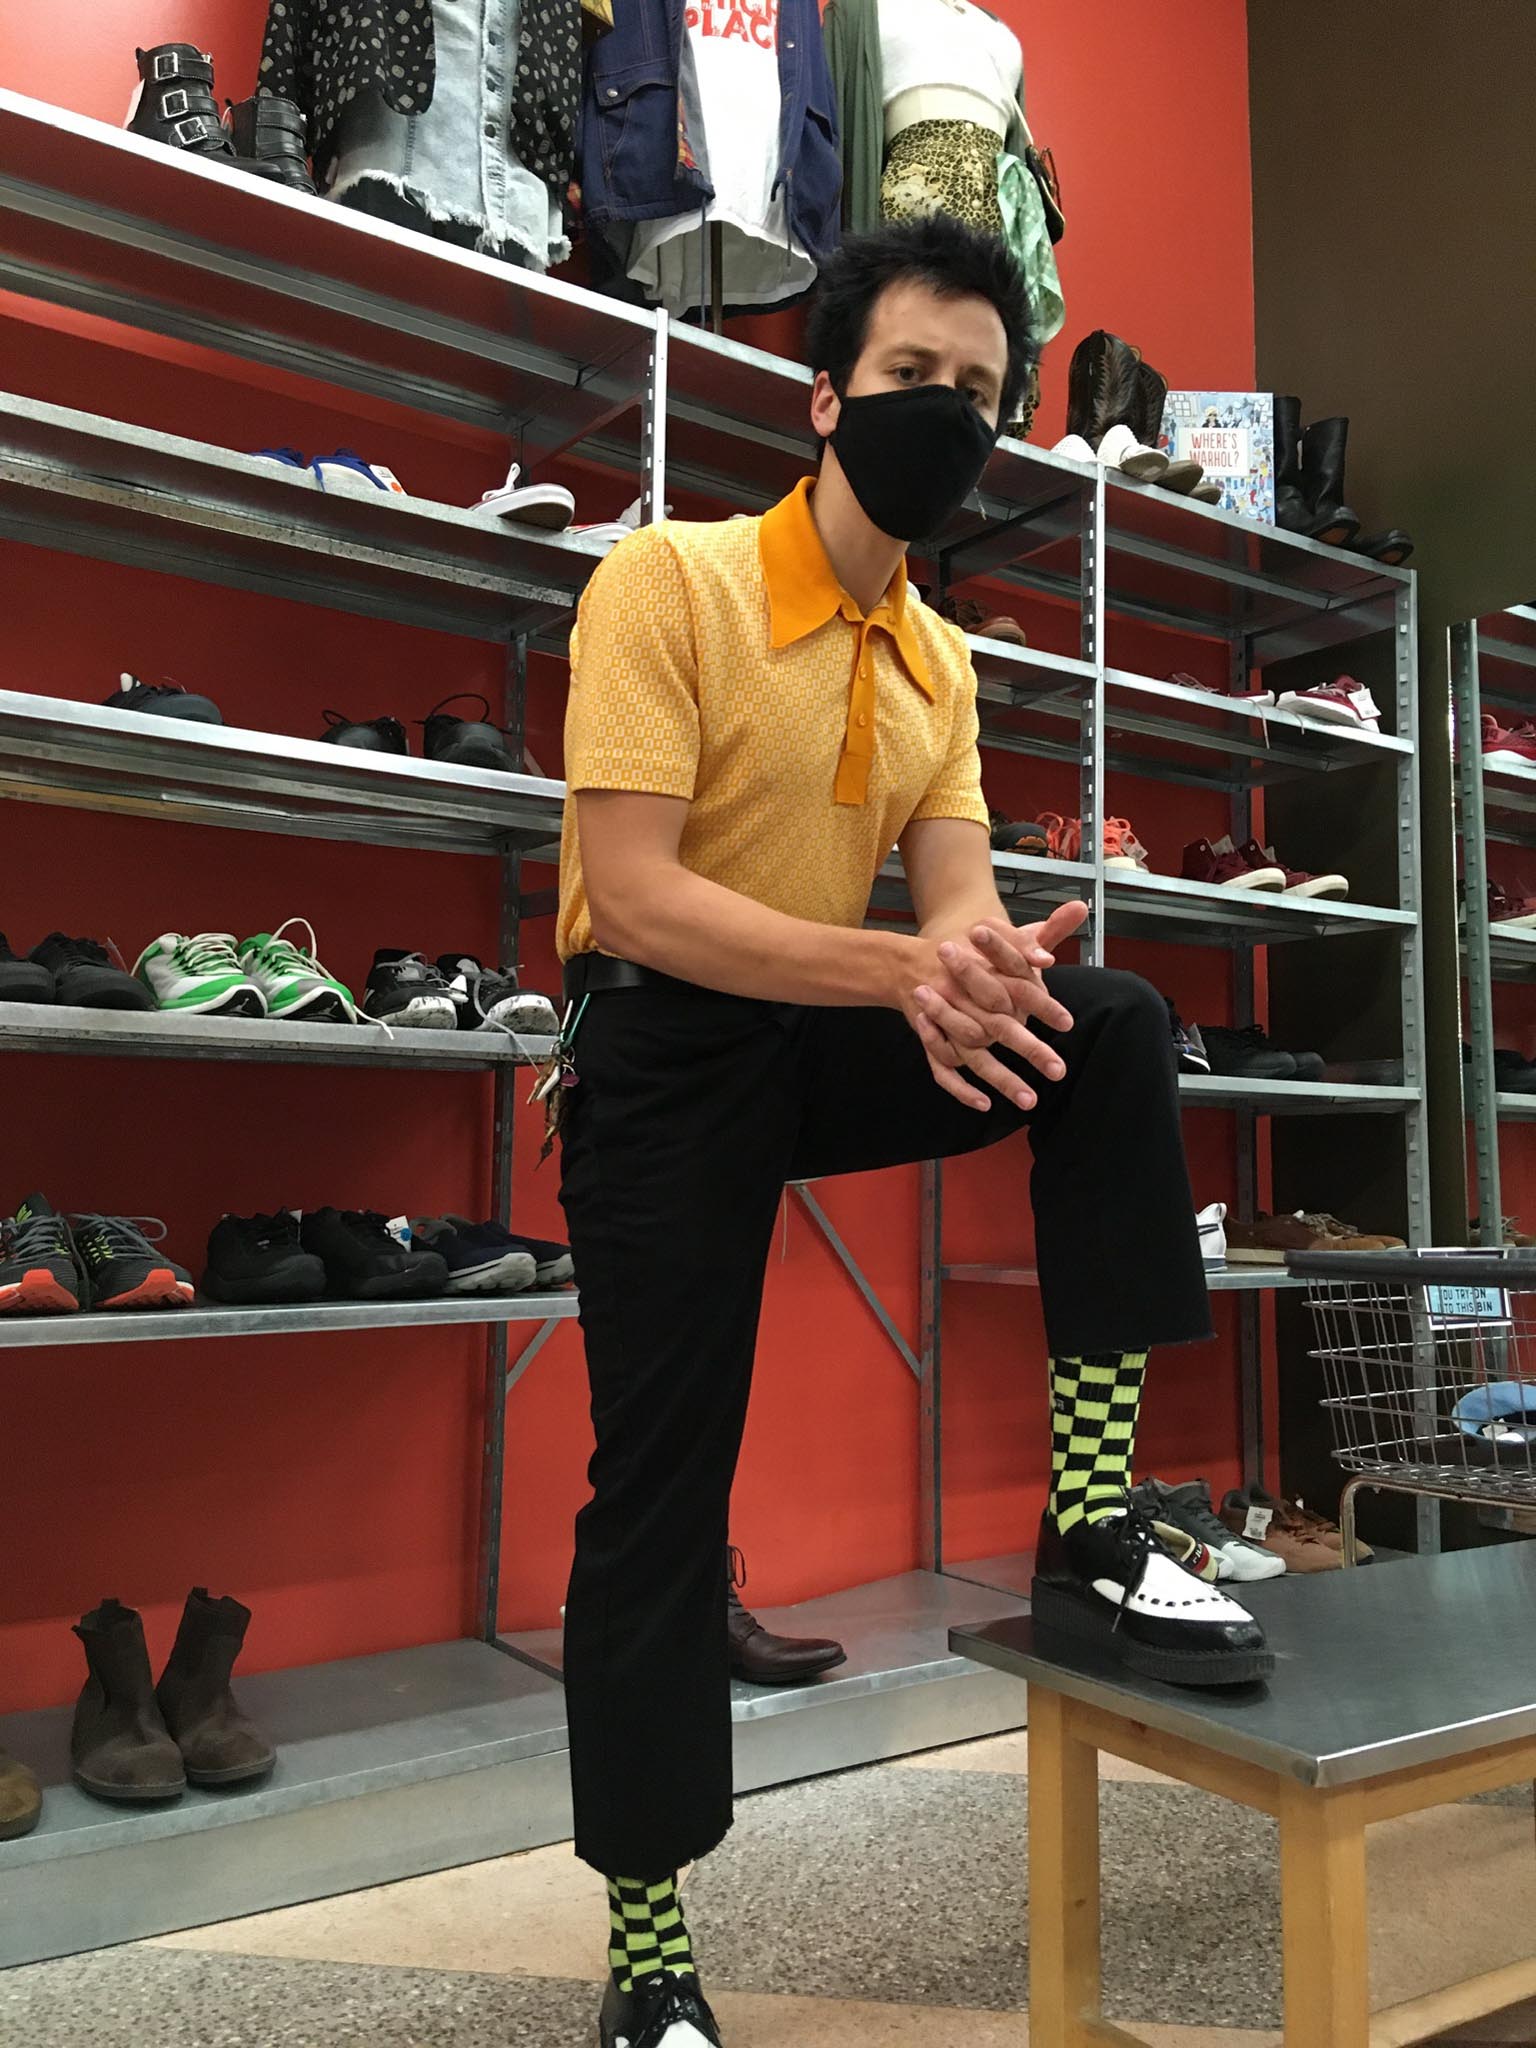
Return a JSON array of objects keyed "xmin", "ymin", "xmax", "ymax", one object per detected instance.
[{"xmin": 758, "ymin": 477, "xmax": 934, "ymax": 700}]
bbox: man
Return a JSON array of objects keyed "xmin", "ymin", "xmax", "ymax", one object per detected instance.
[{"xmin": 557, "ymin": 216, "xmax": 1270, "ymax": 2048}]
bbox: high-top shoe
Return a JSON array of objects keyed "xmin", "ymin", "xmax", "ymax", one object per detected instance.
[
  {"xmin": 155, "ymin": 1587, "xmax": 276, "ymax": 1785},
  {"xmin": 1133, "ymin": 361, "xmax": 1203, "ymax": 494},
  {"xmin": 127, "ymin": 46, "xmax": 235, "ymax": 162},
  {"xmin": 223, "ymin": 94, "xmax": 316, "ymax": 194},
  {"xmin": 728, "ymin": 1546, "xmax": 846, "ymax": 1684},
  {"xmin": 1298, "ymin": 417, "xmax": 1360, "ymax": 547},
  {"xmin": 71, "ymin": 1599, "xmax": 186, "ymax": 1802},
  {"xmin": 1273, "ymin": 394, "xmax": 1309, "ymax": 530}
]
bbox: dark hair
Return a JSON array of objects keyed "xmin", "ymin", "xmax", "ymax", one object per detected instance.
[{"xmin": 806, "ymin": 215, "xmax": 1036, "ymax": 422}]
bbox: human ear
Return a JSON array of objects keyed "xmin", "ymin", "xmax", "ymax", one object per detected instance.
[{"xmin": 810, "ymin": 369, "xmax": 842, "ymax": 440}]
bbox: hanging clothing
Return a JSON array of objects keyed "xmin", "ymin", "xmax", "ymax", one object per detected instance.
[
  {"xmin": 508, "ymin": 0, "xmax": 585, "ymax": 191},
  {"xmin": 879, "ymin": 0, "xmax": 1021, "ymax": 135},
  {"xmin": 325, "ymin": 0, "xmax": 568, "ymax": 273},
  {"xmin": 577, "ymin": 0, "xmax": 841, "ymax": 283},
  {"xmin": 997, "ymin": 146, "xmax": 1065, "ymax": 342},
  {"xmin": 626, "ymin": 0, "xmax": 820, "ymax": 313},
  {"xmin": 258, "ymin": 0, "xmax": 436, "ymax": 177},
  {"xmin": 880, "ymin": 117, "xmax": 1004, "ymax": 235}
]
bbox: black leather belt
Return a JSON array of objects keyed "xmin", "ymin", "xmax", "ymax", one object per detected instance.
[{"xmin": 563, "ymin": 953, "xmax": 653, "ymax": 1000}]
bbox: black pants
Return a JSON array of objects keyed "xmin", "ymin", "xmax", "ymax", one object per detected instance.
[{"xmin": 557, "ymin": 965, "xmax": 1210, "ymax": 1876}]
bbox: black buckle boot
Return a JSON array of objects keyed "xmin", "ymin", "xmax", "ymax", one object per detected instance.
[
  {"xmin": 128, "ymin": 45, "xmax": 234, "ymax": 161},
  {"xmin": 224, "ymin": 94, "xmax": 317, "ymax": 195}
]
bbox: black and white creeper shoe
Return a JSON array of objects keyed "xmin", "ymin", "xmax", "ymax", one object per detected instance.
[
  {"xmin": 600, "ymin": 1970, "xmax": 723, "ymax": 2048},
  {"xmin": 1032, "ymin": 1501, "xmax": 1273, "ymax": 1686}
]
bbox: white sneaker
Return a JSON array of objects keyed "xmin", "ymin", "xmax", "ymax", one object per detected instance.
[
  {"xmin": 311, "ymin": 450, "xmax": 408, "ymax": 496},
  {"xmin": 1197, "ymin": 1200, "xmax": 1228, "ymax": 1266},
  {"xmin": 474, "ymin": 462, "xmax": 575, "ymax": 530},
  {"xmin": 1274, "ymin": 679, "xmax": 1381, "ymax": 730},
  {"xmin": 570, "ymin": 494, "xmax": 672, "ymax": 552},
  {"xmin": 1095, "ymin": 422, "xmax": 1171, "ymax": 482}
]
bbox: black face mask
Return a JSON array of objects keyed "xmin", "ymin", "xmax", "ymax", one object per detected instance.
[{"xmin": 829, "ymin": 383, "xmax": 998, "ymax": 543}]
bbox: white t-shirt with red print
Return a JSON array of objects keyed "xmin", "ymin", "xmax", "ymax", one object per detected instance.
[{"xmin": 628, "ymin": 0, "xmax": 817, "ymax": 312}]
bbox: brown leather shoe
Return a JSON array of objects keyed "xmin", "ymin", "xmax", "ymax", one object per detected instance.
[
  {"xmin": 0, "ymin": 1745, "xmax": 42, "ymax": 1839},
  {"xmin": 156, "ymin": 1587, "xmax": 276, "ymax": 1786},
  {"xmin": 727, "ymin": 1547, "xmax": 846, "ymax": 1686}
]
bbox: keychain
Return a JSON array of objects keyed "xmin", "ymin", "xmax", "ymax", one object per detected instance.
[{"xmin": 531, "ymin": 994, "xmax": 588, "ymax": 1164}]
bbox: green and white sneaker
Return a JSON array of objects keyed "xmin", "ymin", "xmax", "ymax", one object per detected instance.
[
  {"xmin": 239, "ymin": 919, "xmax": 357, "ymax": 1024},
  {"xmin": 133, "ymin": 933, "xmax": 265, "ymax": 1017}
]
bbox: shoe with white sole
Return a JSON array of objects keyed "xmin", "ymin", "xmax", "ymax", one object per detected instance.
[
  {"xmin": 1032, "ymin": 1503, "xmax": 1273, "ymax": 1686},
  {"xmin": 1274, "ymin": 677, "xmax": 1381, "ymax": 731},
  {"xmin": 1090, "ymin": 422, "xmax": 1172, "ymax": 482},
  {"xmin": 1237, "ymin": 840, "xmax": 1349, "ymax": 900},
  {"xmin": 311, "ymin": 449, "xmax": 408, "ymax": 497},
  {"xmin": 571, "ymin": 494, "xmax": 673, "ymax": 551},
  {"xmin": 410, "ymin": 1217, "xmax": 537, "ymax": 1294},
  {"xmin": 362, "ymin": 950, "xmax": 459, "ymax": 1030},
  {"xmin": 474, "ymin": 461, "xmax": 575, "ymax": 530},
  {"xmin": 444, "ymin": 1217, "xmax": 573, "ymax": 1285},
  {"xmin": 1132, "ymin": 1476, "xmax": 1287, "ymax": 1582},
  {"xmin": 1182, "ymin": 837, "xmax": 1287, "ymax": 890},
  {"xmin": 435, "ymin": 954, "xmax": 560, "ymax": 1036},
  {"xmin": 239, "ymin": 920, "xmax": 357, "ymax": 1023},
  {"xmin": 1196, "ymin": 1199, "xmax": 1227, "ymax": 1266},
  {"xmin": 133, "ymin": 932, "xmax": 265, "ymax": 1017},
  {"xmin": 599, "ymin": 1969, "xmax": 723, "ymax": 2048}
]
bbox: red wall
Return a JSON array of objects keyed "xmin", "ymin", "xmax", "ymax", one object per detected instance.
[{"xmin": 0, "ymin": 0, "xmax": 1255, "ymax": 1713}]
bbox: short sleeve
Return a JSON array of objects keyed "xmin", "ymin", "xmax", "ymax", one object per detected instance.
[
  {"xmin": 564, "ymin": 525, "xmax": 701, "ymax": 800},
  {"xmin": 910, "ymin": 663, "xmax": 990, "ymax": 827}
]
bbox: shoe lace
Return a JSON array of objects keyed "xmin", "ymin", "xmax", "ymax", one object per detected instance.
[
  {"xmin": 342, "ymin": 1209, "xmax": 394, "ymax": 1239},
  {"xmin": 4, "ymin": 1209, "xmax": 66, "ymax": 1258},
  {"xmin": 70, "ymin": 1213, "xmax": 168, "ymax": 1262},
  {"xmin": 1104, "ymin": 1505, "xmax": 1158, "ymax": 1626},
  {"xmin": 418, "ymin": 693, "xmax": 514, "ymax": 740},
  {"xmin": 1165, "ymin": 1481, "xmax": 1230, "ymax": 1548},
  {"xmin": 248, "ymin": 917, "xmax": 329, "ymax": 981},
  {"xmin": 173, "ymin": 932, "xmax": 243, "ymax": 975}
]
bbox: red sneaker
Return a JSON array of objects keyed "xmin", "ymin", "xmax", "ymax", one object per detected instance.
[
  {"xmin": 1274, "ymin": 677, "xmax": 1381, "ymax": 730},
  {"xmin": 1237, "ymin": 838, "xmax": 1349, "ymax": 899},
  {"xmin": 1483, "ymin": 714, "xmax": 1536, "ymax": 770},
  {"xmin": 1182, "ymin": 836, "xmax": 1286, "ymax": 890}
]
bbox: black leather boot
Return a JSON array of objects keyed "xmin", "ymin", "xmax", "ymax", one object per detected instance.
[
  {"xmin": 127, "ymin": 46, "xmax": 235, "ymax": 162},
  {"xmin": 0, "ymin": 1745, "xmax": 42, "ymax": 1840},
  {"xmin": 727, "ymin": 1546, "xmax": 846, "ymax": 1685},
  {"xmin": 156, "ymin": 1587, "xmax": 276, "ymax": 1786},
  {"xmin": 1272, "ymin": 394, "xmax": 1309, "ymax": 530},
  {"xmin": 71, "ymin": 1598, "xmax": 186, "ymax": 1802},
  {"xmin": 1298, "ymin": 416, "xmax": 1360, "ymax": 547},
  {"xmin": 1065, "ymin": 329, "xmax": 1143, "ymax": 448},
  {"xmin": 224, "ymin": 94, "xmax": 317, "ymax": 195},
  {"xmin": 1133, "ymin": 361, "xmax": 1205, "ymax": 495}
]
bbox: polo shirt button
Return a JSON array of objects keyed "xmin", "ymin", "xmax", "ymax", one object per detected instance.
[{"xmin": 857, "ymin": 712, "xmax": 869, "ymax": 728}]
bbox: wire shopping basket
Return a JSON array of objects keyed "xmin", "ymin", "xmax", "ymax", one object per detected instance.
[{"xmin": 1290, "ymin": 1248, "xmax": 1536, "ymax": 1562}]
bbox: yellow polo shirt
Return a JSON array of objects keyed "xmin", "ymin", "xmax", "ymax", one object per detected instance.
[{"xmin": 557, "ymin": 476, "xmax": 990, "ymax": 962}]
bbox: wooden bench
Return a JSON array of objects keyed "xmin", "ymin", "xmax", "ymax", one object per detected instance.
[{"xmin": 952, "ymin": 1543, "xmax": 1536, "ymax": 2047}]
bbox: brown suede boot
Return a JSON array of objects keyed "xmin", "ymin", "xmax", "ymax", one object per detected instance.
[
  {"xmin": 71, "ymin": 1598, "xmax": 186, "ymax": 1802},
  {"xmin": 0, "ymin": 1745, "xmax": 42, "ymax": 1839},
  {"xmin": 156, "ymin": 1587, "xmax": 275, "ymax": 1786}
]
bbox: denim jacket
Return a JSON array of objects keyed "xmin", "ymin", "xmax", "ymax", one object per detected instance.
[{"xmin": 578, "ymin": 0, "xmax": 842, "ymax": 265}]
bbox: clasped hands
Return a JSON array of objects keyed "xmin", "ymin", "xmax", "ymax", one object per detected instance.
[{"xmin": 903, "ymin": 899, "xmax": 1090, "ymax": 1112}]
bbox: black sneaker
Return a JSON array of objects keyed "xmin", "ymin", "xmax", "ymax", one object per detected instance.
[
  {"xmin": 201, "ymin": 1212, "xmax": 327, "ymax": 1305},
  {"xmin": 443, "ymin": 1217, "xmax": 573, "ymax": 1285},
  {"xmin": 0, "ymin": 1195, "xmax": 84, "ymax": 1314},
  {"xmin": 1165, "ymin": 1000, "xmax": 1211, "ymax": 1075},
  {"xmin": 29, "ymin": 935, "xmax": 154, "ymax": 1011},
  {"xmin": 1131, "ymin": 1476, "xmax": 1286, "ymax": 1583},
  {"xmin": 363, "ymin": 951, "xmax": 459, "ymax": 1030},
  {"xmin": 105, "ymin": 674, "xmax": 222, "ymax": 723},
  {"xmin": 420, "ymin": 695, "xmax": 514, "ymax": 772},
  {"xmin": 297, "ymin": 1208, "xmax": 448, "ymax": 1300},
  {"xmin": 72, "ymin": 1213, "xmax": 195, "ymax": 1311},
  {"xmin": 435, "ymin": 954, "xmax": 560, "ymax": 1035},
  {"xmin": 411, "ymin": 1217, "xmax": 536, "ymax": 1293},
  {"xmin": 600, "ymin": 1972, "xmax": 723, "ymax": 2048},
  {"xmin": 1031, "ymin": 1503, "xmax": 1273, "ymax": 1687},
  {"xmin": 1196, "ymin": 1023, "xmax": 1297, "ymax": 1081},
  {"xmin": 0, "ymin": 933, "xmax": 55, "ymax": 1005},
  {"xmin": 319, "ymin": 710, "xmax": 408, "ymax": 754}
]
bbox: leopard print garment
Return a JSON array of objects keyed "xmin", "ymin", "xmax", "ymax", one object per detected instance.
[{"xmin": 880, "ymin": 119, "xmax": 1039, "ymax": 437}]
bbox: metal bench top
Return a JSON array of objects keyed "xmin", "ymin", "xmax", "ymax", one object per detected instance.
[{"xmin": 951, "ymin": 1541, "xmax": 1536, "ymax": 1787}]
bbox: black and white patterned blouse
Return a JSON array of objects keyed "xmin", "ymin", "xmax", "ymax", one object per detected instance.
[{"xmin": 258, "ymin": 0, "xmax": 437, "ymax": 171}]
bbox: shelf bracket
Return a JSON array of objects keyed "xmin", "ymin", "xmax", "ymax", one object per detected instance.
[{"xmin": 789, "ymin": 1182, "xmax": 920, "ymax": 1379}]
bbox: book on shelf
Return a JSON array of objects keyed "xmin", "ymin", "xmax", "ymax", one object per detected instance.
[{"xmin": 1158, "ymin": 391, "xmax": 1275, "ymax": 522}]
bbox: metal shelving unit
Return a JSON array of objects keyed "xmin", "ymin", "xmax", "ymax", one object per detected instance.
[
  {"xmin": 1453, "ymin": 607, "xmax": 1536, "ymax": 1235},
  {"xmin": 0, "ymin": 80, "xmax": 1432, "ymax": 1966}
]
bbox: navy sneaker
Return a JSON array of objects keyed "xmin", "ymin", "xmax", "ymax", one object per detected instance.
[
  {"xmin": 411, "ymin": 1218, "xmax": 536, "ymax": 1293},
  {"xmin": 444, "ymin": 1217, "xmax": 572, "ymax": 1286},
  {"xmin": 106, "ymin": 674, "xmax": 223, "ymax": 723}
]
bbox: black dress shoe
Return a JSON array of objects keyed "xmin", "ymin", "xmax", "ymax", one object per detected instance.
[
  {"xmin": 1031, "ymin": 1503, "xmax": 1273, "ymax": 1687},
  {"xmin": 727, "ymin": 1547, "xmax": 846, "ymax": 1685},
  {"xmin": 600, "ymin": 1970, "xmax": 723, "ymax": 2048}
]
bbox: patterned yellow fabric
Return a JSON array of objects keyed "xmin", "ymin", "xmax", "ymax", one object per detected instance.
[{"xmin": 557, "ymin": 477, "xmax": 989, "ymax": 961}]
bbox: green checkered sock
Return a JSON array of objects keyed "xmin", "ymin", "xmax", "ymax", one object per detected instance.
[
  {"xmin": 1049, "ymin": 1350, "xmax": 1149, "ymax": 1533},
  {"xmin": 607, "ymin": 1873, "xmax": 695, "ymax": 1992}
]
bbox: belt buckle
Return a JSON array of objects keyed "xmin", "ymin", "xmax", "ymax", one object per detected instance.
[
  {"xmin": 171, "ymin": 114, "xmax": 211, "ymax": 146},
  {"xmin": 160, "ymin": 87, "xmax": 192, "ymax": 119},
  {"xmin": 152, "ymin": 51, "xmax": 180, "ymax": 81}
]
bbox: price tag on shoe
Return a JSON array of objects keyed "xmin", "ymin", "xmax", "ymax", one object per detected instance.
[{"xmin": 1243, "ymin": 1505, "xmax": 1273, "ymax": 1541}]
